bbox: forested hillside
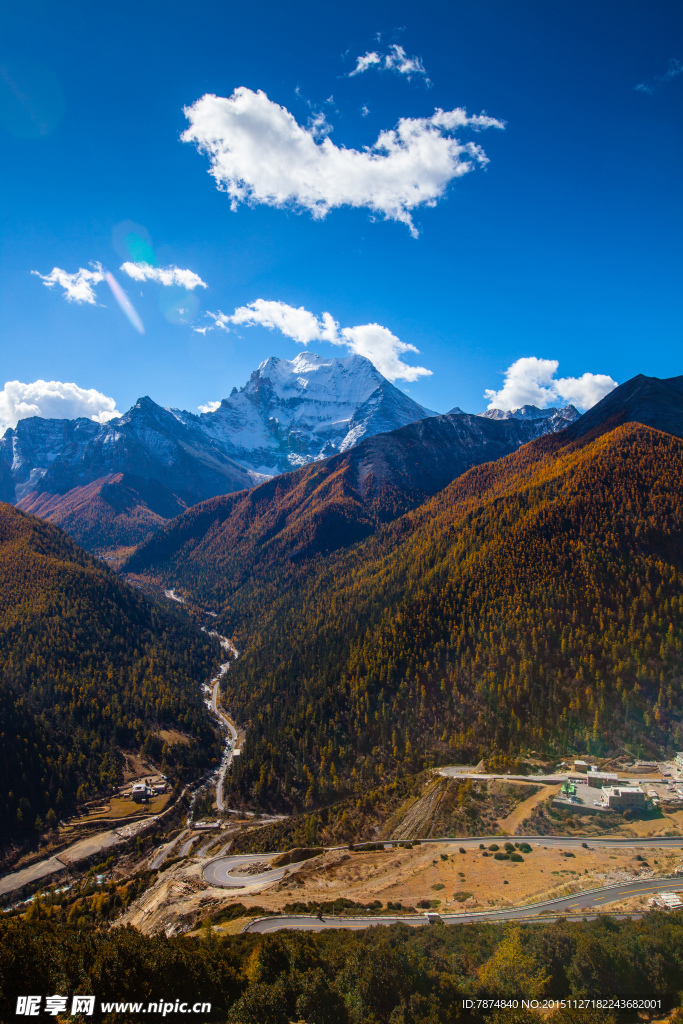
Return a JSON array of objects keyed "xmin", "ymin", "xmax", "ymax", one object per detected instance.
[
  {"xmin": 124, "ymin": 410, "xmax": 573, "ymax": 624},
  {"xmin": 17, "ymin": 472, "xmax": 189, "ymax": 560},
  {"xmin": 222, "ymin": 422, "xmax": 683, "ymax": 810},
  {"xmin": 0, "ymin": 504, "xmax": 220, "ymax": 839},
  {"xmin": 3, "ymin": 912, "xmax": 683, "ymax": 1021}
]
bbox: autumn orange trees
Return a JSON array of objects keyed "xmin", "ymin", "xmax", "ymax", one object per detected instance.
[
  {"xmin": 222, "ymin": 424, "xmax": 683, "ymax": 810},
  {"xmin": 0, "ymin": 504, "xmax": 220, "ymax": 840}
]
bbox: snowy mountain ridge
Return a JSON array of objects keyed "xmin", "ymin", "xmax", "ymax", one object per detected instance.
[
  {"xmin": 0, "ymin": 353, "xmax": 435, "ymax": 505},
  {"xmin": 184, "ymin": 352, "xmax": 438, "ymax": 474},
  {"xmin": 479, "ymin": 404, "xmax": 580, "ymax": 426}
]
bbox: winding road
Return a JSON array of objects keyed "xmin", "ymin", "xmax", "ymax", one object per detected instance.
[
  {"xmin": 204, "ymin": 853, "xmax": 293, "ymax": 888},
  {"xmin": 243, "ymin": 875, "xmax": 683, "ymax": 933},
  {"xmin": 205, "ymin": 834, "xmax": 683, "ymax": 891},
  {"xmin": 149, "ymin": 829, "xmax": 189, "ymax": 870},
  {"xmin": 198, "ymin": 836, "xmax": 683, "ymax": 933}
]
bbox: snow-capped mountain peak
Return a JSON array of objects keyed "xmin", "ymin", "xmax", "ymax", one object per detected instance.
[
  {"xmin": 197, "ymin": 353, "xmax": 435, "ymax": 473},
  {"xmin": 0, "ymin": 353, "xmax": 436, "ymax": 505}
]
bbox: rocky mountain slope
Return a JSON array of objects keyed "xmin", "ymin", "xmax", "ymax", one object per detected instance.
[
  {"xmin": 4, "ymin": 397, "xmax": 258, "ymax": 505},
  {"xmin": 4, "ymin": 354, "xmax": 435, "ymax": 556},
  {"xmin": 180, "ymin": 352, "xmax": 438, "ymax": 474},
  {"xmin": 124, "ymin": 408, "xmax": 579, "ymax": 613}
]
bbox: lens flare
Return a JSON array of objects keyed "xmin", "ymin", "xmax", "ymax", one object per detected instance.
[
  {"xmin": 125, "ymin": 231, "xmax": 157, "ymax": 265},
  {"xmin": 112, "ymin": 220, "xmax": 155, "ymax": 264},
  {"xmin": 104, "ymin": 272, "xmax": 144, "ymax": 334},
  {"xmin": 159, "ymin": 286, "xmax": 199, "ymax": 324}
]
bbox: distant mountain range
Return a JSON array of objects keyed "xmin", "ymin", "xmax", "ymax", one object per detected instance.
[
  {"xmin": 480, "ymin": 404, "xmax": 579, "ymax": 429},
  {"xmin": 124, "ymin": 408, "xmax": 583, "ymax": 610},
  {"xmin": 4, "ymin": 368, "xmax": 682, "ymax": 830},
  {"xmin": 1, "ymin": 353, "xmax": 578, "ymax": 557},
  {"xmin": 123, "ymin": 372, "xmax": 683, "ymax": 810}
]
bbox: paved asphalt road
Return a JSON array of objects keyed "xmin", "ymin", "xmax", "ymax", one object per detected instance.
[
  {"xmin": 244, "ymin": 876, "xmax": 683, "ymax": 933},
  {"xmin": 180, "ymin": 834, "xmax": 202, "ymax": 858},
  {"xmin": 204, "ymin": 853, "xmax": 292, "ymax": 888},
  {"xmin": 407, "ymin": 835, "xmax": 683, "ymax": 849},
  {"xmin": 149, "ymin": 829, "xmax": 190, "ymax": 870}
]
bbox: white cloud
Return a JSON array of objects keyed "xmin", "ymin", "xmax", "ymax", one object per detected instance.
[
  {"xmin": 31, "ymin": 263, "xmax": 104, "ymax": 304},
  {"xmin": 484, "ymin": 357, "xmax": 617, "ymax": 412},
  {"xmin": 349, "ymin": 51, "xmax": 383, "ymax": 76},
  {"xmin": 349, "ymin": 44, "xmax": 429, "ymax": 82},
  {"xmin": 193, "ymin": 311, "xmax": 231, "ymax": 334},
  {"xmin": 198, "ymin": 399, "xmax": 221, "ymax": 414},
  {"xmin": 552, "ymin": 371, "xmax": 619, "ymax": 410},
  {"xmin": 0, "ymin": 380, "xmax": 120, "ymax": 433},
  {"xmin": 339, "ymin": 323, "xmax": 429, "ymax": 382},
  {"xmin": 119, "ymin": 262, "xmax": 208, "ymax": 290},
  {"xmin": 385, "ymin": 44, "xmax": 429, "ymax": 81},
  {"xmin": 230, "ymin": 299, "xmax": 324, "ymax": 344},
  {"xmin": 199, "ymin": 298, "xmax": 431, "ymax": 382},
  {"xmin": 182, "ymin": 88, "xmax": 503, "ymax": 236}
]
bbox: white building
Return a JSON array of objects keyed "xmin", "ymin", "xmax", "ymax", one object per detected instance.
[{"xmin": 599, "ymin": 786, "xmax": 646, "ymax": 810}]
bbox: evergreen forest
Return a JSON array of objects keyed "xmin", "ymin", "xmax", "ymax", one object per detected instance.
[
  {"xmin": 0, "ymin": 504, "xmax": 221, "ymax": 839},
  {"xmin": 216, "ymin": 424, "xmax": 683, "ymax": 810},
  {"xmin": 1, "ymin": 912, "xmax": 681, "ymax": 1023}
]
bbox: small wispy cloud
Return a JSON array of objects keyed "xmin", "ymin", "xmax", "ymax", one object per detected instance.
[
  {"xmin": 198, "ymin": 399, "xmax": 221, "ymax": 413},
  {"xmin": 31, "ymin": 263, "xmax": 104, "ymax": 304},
  {"xmin": 32, "ymin": 261, "xmax": 145, "ymax": 333},
  {"xmin": 194, "ymin": 311, "xmax": 231, "ymax": 334},
  {"xmin": 120, "ymin": 262, "xmax": 208, "ymax": 290},
  {"xmin": 635, "ymin": 58, "xmax": 683, "ymax": 95},
  {"xmin": 348, "ymin": 44, "xmax": 430, "ymax": 84},
  {"xmin": 349, "ymin": 52, "xmax": 383, "ymax": 76}
]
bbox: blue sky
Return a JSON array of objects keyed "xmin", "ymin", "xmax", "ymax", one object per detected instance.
[{"xmin": 1, "ymin": 0, "xmax": 681, "ymax": 427}]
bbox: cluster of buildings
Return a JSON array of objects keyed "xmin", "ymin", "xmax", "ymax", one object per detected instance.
[
  {"xmin": 131, "ymin": 779, "xmax": 167, "ymax": 803},
  {"xmin": 555, "ymin": 761, "xmax": 650, "ymax": 813}
]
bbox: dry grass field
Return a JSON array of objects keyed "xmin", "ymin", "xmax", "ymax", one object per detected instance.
[
  {"xmin": 75, "ymin": 792, "xmax": 171, "ymax": 822},
  {"xmin": 120, "ymin": 839, "xmax": 683, "ymax": 936}
]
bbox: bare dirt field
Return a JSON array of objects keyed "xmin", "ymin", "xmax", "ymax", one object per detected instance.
[
  {"xmin": 497, "ymin": 784, "xmax": 562, "ymax": 831},
  {"xmin": 158, "ymin": 729, "xmax": 190, "ymax": 746}
]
